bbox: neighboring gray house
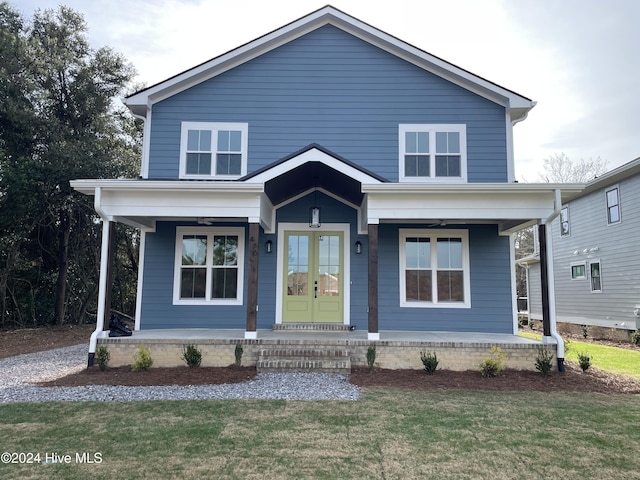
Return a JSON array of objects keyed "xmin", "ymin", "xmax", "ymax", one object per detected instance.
[{"xmin": 521, "ymin": 157, "xmax": 640, "ymax": 331}]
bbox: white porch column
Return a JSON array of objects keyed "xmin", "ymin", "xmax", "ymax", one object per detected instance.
[{"xmin": 88, "ymin": 218, "xmax": 112, "ymax": 366}]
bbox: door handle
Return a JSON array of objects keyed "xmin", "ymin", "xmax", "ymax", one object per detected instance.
[{"xmin": 314, "ymin": 281, "xmax": 318, "ymax": 298}]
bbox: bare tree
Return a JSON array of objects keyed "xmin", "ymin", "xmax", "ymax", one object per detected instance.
[{"xmin": 537, "ymin": 152, "xmax": 608, "ymax": 183}]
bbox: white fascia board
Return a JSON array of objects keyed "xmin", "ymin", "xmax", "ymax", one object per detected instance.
[
  {"xmin": 362, "ymin": 183, "xmax": 585, "ymax": 222},
  {"xmin": 71, "ymin": 179, "xmax": 266, "ymax": 222},
  {"xmin": 71, "ymin": 179, "xmax": 264, "ymax": 194},
  {"xmin": 125, "ymin": 6, "xmax": 534, "ymax": 116}
]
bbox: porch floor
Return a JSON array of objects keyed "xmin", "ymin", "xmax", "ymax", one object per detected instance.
[{"xmin": 98, "ymin": 328, "xmax": 549, "ymax": 345}]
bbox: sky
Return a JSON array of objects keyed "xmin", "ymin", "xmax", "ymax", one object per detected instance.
[{"xmin": 14, "ymin": 0, "xmax": 640, "ymax": 181}]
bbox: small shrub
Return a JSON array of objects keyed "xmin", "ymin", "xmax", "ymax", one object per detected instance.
[
  {"xmin": 631, "ymin": 331, "xmax": 640, "ymax": 346},
  {"xmin": 479, "ymin": 346, "xmax": 506, "ymax": 377},
  {"xmin": 581, "ymin": 324, "xmax": 589, "ymax": 339},
  {"xmin": 564, "ymin": 339, "xmax": 572, "ymax": 355},
  {"xmin": 182, "ymin": 344, "xmax": 202, "ymax": 368},
  {"xmin": 366, "ymin": 343, "xmax": 377, "ymax": 373},
  {"xmin": 96, "ymin": 346, "xmax": 110, "ymax": 372},
  {"xmin": 132, "ymin": 344, "xmax": 153, "ymax": 372},
  {"xmin": 577, "ymin": 352, "xmax": 592, "ymax": 372},
  {"xmin": 528, "ymin": 318, "xmax": 535, "ymax": 329},
  {"xmin": 420, "ymin": 351, "xmax": 439, "ymax": 375},
  {"xmin": 535, "ymin": 347, "xmax": 554, "ymax": 376},
  {"xmin": 234, "ymin": 343, "xmax": 243, "ymax": 369}
]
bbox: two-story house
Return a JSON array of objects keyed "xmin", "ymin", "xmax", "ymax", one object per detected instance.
[
  {"xmin": 72, "ymin": 6, "xmax": 581, "ymax": 370},
  {"xmin": 520, "ymin": 157, "xmax": 640, "ymax": 335}
]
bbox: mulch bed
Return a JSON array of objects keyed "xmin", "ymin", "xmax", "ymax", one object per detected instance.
[
  {"xmin": 39, "ymin": 366, "xmax": 257, "ymax": 387},
  {"xmin": 37, "ymin": 363, "xmax": 640, "ymax": 394}
]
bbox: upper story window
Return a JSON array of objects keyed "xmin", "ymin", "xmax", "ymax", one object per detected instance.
[
  {"xmin": 180, "ymin": 122, "xmax": 248, "ymax": 179},
  {"xmin": 399, "ymin": 124, "xmax": 467, "ymax": 183},
  {"xmin": 605, "ymin": 186, "xmax": 620, "ymax": 224},
  {"xmin": 560, "ymin": 206, "xmax": 570, "ymax": 237}
]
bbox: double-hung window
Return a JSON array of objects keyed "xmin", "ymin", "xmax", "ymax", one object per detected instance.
[
  {"xmin": 173, "ymin": 227, "xmax": 245, "ymax": 305},
  {"xmin": 399, "ymin": 229, "xmax": 470, "ymax": 308},
  {"xmin": 605, "ymin": 187, "xmax": 620, "ymax": 224},
  {"xmin": 399, "ymin": 124, "xmax": 467, "ymax": 182},
  {"xmin": 180, "ymin": 122, "xmax": 248, "ymax": 179}
]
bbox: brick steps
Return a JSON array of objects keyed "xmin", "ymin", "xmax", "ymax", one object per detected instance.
[
  {"xmin": 272, "ymin": 323, "xmax": 352, "ymax": 332},
  {"xmin": 257, "ymin": 347, "xmax": 351, "ymax": 374}
]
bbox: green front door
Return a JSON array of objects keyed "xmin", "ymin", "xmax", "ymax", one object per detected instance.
[{"xmin": 283, "ymin": 231, "xmax": 343, "ymax": 323}]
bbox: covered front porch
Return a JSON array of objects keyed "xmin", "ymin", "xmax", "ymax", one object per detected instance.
[
  {"xmin": 72, "ymin": 146, "xmax": 583, "ymax": 370},
  {"xmin": 97, "ymin": 326, "xmax": 552, "ymax": 371}
]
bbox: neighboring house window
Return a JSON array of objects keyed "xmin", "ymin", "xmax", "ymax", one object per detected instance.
[
  {"xmin": 173, "ymin": 227, "xmax": 245, "ymax": 305},
  {"xmin": 570, "ymin": 263, "xmax": 586, "ymax": 280},
  {"xmin": 398, "ymin": 125, "xmax": 467, "ymax": 182},
  {"xmin": 605, "ymin": 187, "xmax": 620, "ymax": 224},
  {"xmin": 589, "ymin": 261, "xmax": 602, "ymax": 293},
  {"xmin": 180, "ymin": 122, "xmax": 248, "ymax": 179},
  {"xmin": 399, "ymin": 229, "xmax": 470, "ymax": 308},
  {"xmin": 560, "ymin": 206, "xmax": 570, "ymax": 236}
]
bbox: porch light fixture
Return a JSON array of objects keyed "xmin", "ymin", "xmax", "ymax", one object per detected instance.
[
  {"xmin": 309, "ymin": 207, "xmax": 321, "ymax": 228},
  {"xmin": 355, "ymin": 240, "xmax": 362, "ymax": 254},
  {"xmin": 265, "ymin": 240, "xmax": 273, "ymax": 253}
]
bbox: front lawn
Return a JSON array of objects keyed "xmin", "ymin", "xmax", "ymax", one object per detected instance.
[{"xmin": 1, "ymin": 390, "xmax": 639, "ymax": 479}]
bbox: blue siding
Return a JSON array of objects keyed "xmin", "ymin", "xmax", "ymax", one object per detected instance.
[
  {"xmin": 140, "ymin": 222, "xmax": 248, "ymax": 329},
  {"xmin": 141, "ymin": 216, "xmax": 513, "ymax": 333},
  {"xmin": 148, "ymin": 25, "xmax": 507, "ymax": 182},
  {"xmin": 378, "ymin": 224, "xmax": 513, "ymax": 333}
]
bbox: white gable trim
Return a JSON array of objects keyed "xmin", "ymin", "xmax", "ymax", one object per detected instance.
[
  {"xmin": 125, "ymin": 6, "xmax": 533, "ymax": 118},
  {"xmin": 244, "ymin": 147, "xmax": 384, "ymax": 185}
]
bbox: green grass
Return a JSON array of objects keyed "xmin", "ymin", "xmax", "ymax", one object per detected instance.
[
  {"xmin": 1, "ymin": 391, "xmax": 640, "ymax": 479},
  {"xmin": 519, "ymin": 331, "xmax": 640, "ymax": 379}
]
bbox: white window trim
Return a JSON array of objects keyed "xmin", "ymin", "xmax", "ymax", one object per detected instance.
[
  {"xmin": 570, "ymin": 261, "xmax": 586, "ymax": 280},
  {"xmin": 173, "ymin": 226, "xmax": 245, "ymax": 305},
  {"xmin": 605, "ymin": 185, "xmax": 621, "ymax": 225},
  {"xmin": 179, "ymin": 122, "xmax": 248, "ymax": 179},
  {"xmin": 399, "ymin": 228, "xmax": 471, "ymax": 308},
  {"xmin": 398, "ymin": 124, "xmax": 467, "ymax": 183},
  {"xmin": 589, "ymin": 259, "xmax": 602, "ymax": 293}
]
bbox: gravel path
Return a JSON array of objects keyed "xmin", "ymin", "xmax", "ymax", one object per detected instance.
[{"xmin": 0, "ymin": 345, "xmax": 360, "ymax": 403}]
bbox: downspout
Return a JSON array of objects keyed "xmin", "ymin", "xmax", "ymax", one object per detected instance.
[
  {"xmin": 88, "ymin": 187, "xmax": 111, "ymax": 367},
  {"xmin": 541, "ymin": 188, "xmax": 565, "ymax": 372}
]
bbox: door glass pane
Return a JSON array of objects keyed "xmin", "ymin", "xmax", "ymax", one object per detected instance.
[
  {"xmin": 318, "ymin": 235, "xmax": 340, "ymax": 296},
  {"xmin": 287, "ymin": 235, "xmax": 309, "ymax": 296}
]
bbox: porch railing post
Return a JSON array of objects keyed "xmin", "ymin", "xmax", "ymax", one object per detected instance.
[
  {"xmin": 245, "ymin": 222, "xmax": 259, "ymax": 339},
  {"xmin": 368, "ymin": 224, "xmax": 379, "ymax": 340}
]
